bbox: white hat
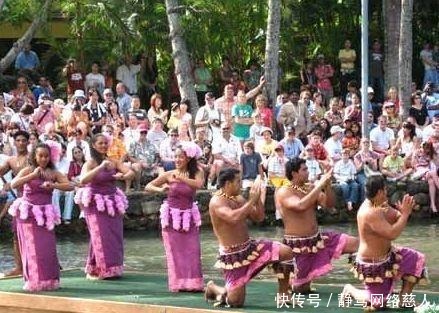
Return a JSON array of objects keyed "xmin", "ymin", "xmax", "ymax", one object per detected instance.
[
  {"xmin": 73, "ymin": 89, "xmax": 85, "ymax": 99},
  {"xmin": 330, "ymin": 125, "xmax": 344, "ymax": 135},
  {"xmin": 367, "ymin": 86, "xmax": 374, "ymax": 94}
]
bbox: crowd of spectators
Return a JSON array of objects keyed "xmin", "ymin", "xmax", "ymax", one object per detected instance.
[{"xmin": 1, "ymin": 40, "xmax": 439, "ymax": 224}]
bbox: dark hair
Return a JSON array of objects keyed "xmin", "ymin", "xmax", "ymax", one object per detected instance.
[
  {"xmin": 365, "ymin": 175, "xmax": 386, "ymax": 200},
  {"xmin": 13, "ymin": 130, "xmax": 30, "ymax": 141},
  {"xmin": 175, "ymin": 145, "xmax": 199, "ymax": 179},
  {"xmin": 72, "ymin": 146, "xmax": 86, "ymax": 163},
  {"xmin": 29, "ymin": 143, "xmax": 55, "ymax": 170},
  {"xmin": 285, "ymin": 158, "xmax": 306, "ymax": 181},
  {"xmin": 217, "ymin": 167, "xmax": 240, "ymax": 189},
  {"xmin": 180, "ymin": 99, "xmax": 191, "ymax": 111},
  {"xmin": 89, "ymin": 133, "xmax": 107, "ymax": 165},
  {"xmin": 402, "ymin": 121, "xmax": 416, "ymax": 139}
]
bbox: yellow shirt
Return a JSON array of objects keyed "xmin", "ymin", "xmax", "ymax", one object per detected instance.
[
  {"xmin": 338, "ymin": 49, "xmax": 356, "ymax": 71},
  {"xmin": 258, "ymin": 139, "xmax": 278, "ymax": 158}
]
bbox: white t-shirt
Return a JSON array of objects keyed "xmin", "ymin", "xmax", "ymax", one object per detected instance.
[
  {"xmin": 324, "ymin": 137, "xmax": 343, "ymax": 162},
  {"xmin": 85, "ymin": 73, "xmax": 105, "ymax": 94},
  {"xmin": 370, "ymin": 127, "xmax": 395, "ymax": 150},
  {"xmin": 116, "ymin": 64, "xmax": 141, "ymax": 94}
]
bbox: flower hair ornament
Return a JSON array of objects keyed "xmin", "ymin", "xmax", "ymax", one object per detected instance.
[
  {"xmin": 180, "ymin": 142, "xmax": 202, "ymax": 159},
  {"xmin": 45, "ymin": 140, "xmax": 62, "ymax": 163}
]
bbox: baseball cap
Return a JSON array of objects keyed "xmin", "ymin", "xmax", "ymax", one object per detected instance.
[{"xmin": 330, "ymin": 125, "xmax": 344, "ymax": 135}]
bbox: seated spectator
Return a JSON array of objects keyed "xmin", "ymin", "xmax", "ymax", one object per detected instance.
[
  {"xmin": 84, "ymin": 88, "xmax": 107, "ymax": 134},
  {"xmin": 254, "ymin": 94, "xmax": 273, "ymax": 128},
  {"xmin": 343, "ymin": 92, "xmax": 362, "ymax": 124},
  {"xmin": 147, "ymin": 93, "xmax": 168, "ymax": 125},
  {"xmin": 66, "ymin": 128, "xmax": 91, "ymax": 161},
  {"xmin": 324, "ymin": 97, "xmax": 344, "ymax": 126},
  {"xmin": 159, "ymin": 128, "xmax": 180, "ymax": 171},
  {"xmin": 305, "ymin": 130, "xmax": 330, "ymax": 169},
  {"xmin": 209, "ymin": 123, "xmax": 241, "ymax": 188},
  {"xmin": 370, "ymin": 115, "xmax": 395, "ymax": 160},
  {"xmin": 10, "ymin": 103, "xmax": 34, "ymax": 132},
  {"xmin": 395, "ymin": 122, "xmax": 417, "ymax": 157},
  {"xmin": 147, "ymin": 117, "xmax": 167, "ymax": 150},
  {"xmin": 128, "ymin": 95, "xmax": 148, "ymax": 124},
  {"xmin": 317, "ymin": 118, "xmax": 331, "ymax": 141},
  {"xmin": 303, "ymin": 145, "xmax": 322, "ymax": 183},
  {"xmin": 32, "ymin": 94, "xmax": 56, "ymax": 134},
  {"xmin": 342, "ymin": 128, "xmax": 359, "ymax": 157},
  {"xmin": 257, "ymin": 128, "xmax": 278, "ymax": 160},
  {"xmin": 198, "ymin": 142, "xmax": 213, "ymax": 186},
  {"xmin": 381, "ymin": 146, "xmax": 412, "ymax": 182},
  {"xmin": 128, "ymin": 125, "xmax": 160, "ymax": 190},
  {"xmin": 334, "ymin": 149, "xmax": 359, "ymax": 211},
  {"xmin": 324, "ymin": 125, "xmax": 344, "ymax": 165},
  {"xmin": 240, "ymin": 141, "xmax": 263, "ymax": 189},
  {"xmin": 122, "ymin": 113, "xmax": 140, "ymax": 149},
  {"xmin": 32, "ymin": 76, "xmax": 54, "ymax": 101},
  {"xmin": 267, "ymin": 144, "xmax": 289, "ymax": 188},
  {"xmin": 106, "ymin": 101, "xmax": 125, "ymax": 126},
  {"xmin": 39, "ymin": 122, "xmax": 64, "ymax": 144},
  {"xmin": 194, "ymin": 127, "xmax": 209, "ymax": 149},
  {"xmin": 409, "ymin": 92, "xmax": 429, "ymax": 129},
  {"xmin": 178, "ymin": 121, "xmax": 193, "ymax": 142},
  {"xmin": 279, "ymin": 125, "xmax": 304, "ymax": 160},
  {"xmin": 353, "ymin": 138, "xmax": 380, "ymax": 202},
  {"xmin": 249, "ymin": 112, "xmax": 265, "ymax": 151},
  {"xmin": 382, "ymin": 101, "xmax": 401, "ymax": 134},
  {"xmin": 62, "ymin": 146, "xmax": 85, "ymax": 223},
  {"xmin": 9, "ymin": 76, "xmax": 36, "ymax": 111},
  {"xmin": 67, "ymin": 101, "xmax": 90, "ymax": 136}
]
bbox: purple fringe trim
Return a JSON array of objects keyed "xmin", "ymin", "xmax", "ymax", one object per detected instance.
[
  {"xmin": 74, "ymin": 187, "xmax": 128, "ymax": 216},
  {"xmin": 8, "ymin": 199, "xmax": 61, "ymax": 231},
  {"xmin": 160, "ymin": 201, "xmax": 201, "ymax": 231}
]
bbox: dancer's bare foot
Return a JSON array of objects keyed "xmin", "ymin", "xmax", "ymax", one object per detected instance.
[{"xmin": 86, "ymin": 273, "xmax": 100, "ymax": 280}]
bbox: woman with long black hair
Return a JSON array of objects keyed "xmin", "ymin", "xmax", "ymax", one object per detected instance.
[{"xmin": 145, "ymin": 142, "xmax": 204, "ymax": 292}]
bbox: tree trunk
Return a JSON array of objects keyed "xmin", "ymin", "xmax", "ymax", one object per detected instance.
[
  {"xmin": 383, "ymin": 0, "xmax": 401, "ymax": 92},
  {"xmin": 165, "ymin": 0, "xmax": 199, "ymax": 114},
  {"xmin": 0, "ymin": 0, "xmax": 5, "ymax": 11},
  {"xmin": 264, "ymin": 0, "xmax": 281, "ymax": 109},
  {"xmin": 398, "ymin": 0, "xmax": 413, "ymax": 119},
  {"xmin": 0, "ymin": 0, "xmax": 53, "ymax": 74}
]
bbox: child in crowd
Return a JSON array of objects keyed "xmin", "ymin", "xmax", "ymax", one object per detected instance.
[
  {"xmin": 249, "ymin": 112, "xmax": 265, "ymax": 151},
  {"xmin": 267, "ymin": 144, "xmax": 288, "ymax": 188},
  {"xmin": 232, "ymin": 91, "xmax": 253, "ymax": 143},
  {"xmin": 304, "ymin": 145, "xmax": 322, "ymax": 182},
  {"xmin": 240, "ymin": 141, "xmax": 263, "ymax": 188},
  {"xmin": 342, "ymin": 128, "xmax": 359, "ymax": 157},
  {"xmin": 381, "ymin": 146, "xmax": 413, "ymax": 182}
]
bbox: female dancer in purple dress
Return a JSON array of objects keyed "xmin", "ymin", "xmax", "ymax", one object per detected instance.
[
  {"xmin": 75, "ymin": 133, "xmax": 134, "ymax": 280},
  {"xmin": 9, "ymin": 143, "xmax": 73, "ymax": 291},
  {"xmin": 145, "ymin": 142, "xmax": 204, "ymax": 292}
]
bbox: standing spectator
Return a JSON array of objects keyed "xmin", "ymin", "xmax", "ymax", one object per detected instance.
[
  {"xmin": 243, "ymin": 59, "xmax": 263, "ymax": 91},
  {"xmin": 231, "ymin": 91, "xmax": 253, "ymax": 143},
  {"xmin": 77, "ymin": 134, "xmax": 134, "ymax": 280},
  {"xmin": 300, "ymin": 60, "xmax": 317, "ymax": 91},
  {"xmin": 254, "ymin": 94, "xmax": 273, "ymax": 128},
  {"xmin": 334, "ymin": 148, "xmax": 359, "ymax": 211},
  {"xmin": 422, "ymin": 82, "xmax": 439, "ymax": 120},
  {"xmin": 85, "ymin": 62, "xmax": 105, "ymax": 95},
  {"xmin": 116, "ymin": 55, "xmax": 141, "ymax": 94},
  {"xmin": 52, "ymin": 144, "xmax": 70, "ymax": 219},
  {"xmin": 32, "ymin": 76, "xmax": 54, "ymax": 101},
  {"xmin": 9, "ymin": 76, "xmax": 36, "ymax": 111},
  {"xmin": 63, "ymin": 59, "xmax": 85, "ymax": 97},
  {"xmin": 279, "ymin": 125, "xmax": 304, "ymax": 160},
  {"xmin": 115, "ymin": 83, "xmax": 132, "ymax": 118},
  {"xmin": 84, "ymin": 88, "xmax": 107, "ymax": 134},
  {"xmin": 14, "ymin": 43, "xmax": 40, "ymax": 74},
  {"xmin": 369, "ymin": 39, "xmax": 385, "ymax": 102},
  {"xmin": 219, "ymin": 55, "xmax": 234, "ymax": 91},
  {"xmin": 420, "ymin": 43, "xmax": 438, "ymax": 87},
  {"xmin": 194, "ymin": 59, "xmax": 213, "ymax": 105},
  {"xmin": 314, "ymin": 54, "xmax": 335, "ymax": 105},
  {"xmin": 338, "ymin": 40, "xmax": 356, "ymax": 98},
  {"xmin": 147, "ymin": 93, "xmax": 168, "ymax": 125},
  {"xmin": 240, "ymin": 141, "xmax": 263, "ymax": 188},
  {"xmin": 194, "ymin": 92, "xmax": 222, "ymax": 141},
  {"xmin": 138, "ymin": 55, "xmax": 158, "ymax": 107}
]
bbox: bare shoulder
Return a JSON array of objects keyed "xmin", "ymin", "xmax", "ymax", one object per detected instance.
[
  {"xmin": 276, "ymin": 186, "xmax": 292, "ymax": 197},
  {"xmin": 209, "ymin": 194, "xmax": 226, "ymax": 211}
]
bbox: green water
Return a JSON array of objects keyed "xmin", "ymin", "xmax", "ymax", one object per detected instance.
[{"xmin": 1, "ymin": 224, "xmax": 438, "ymax": 292}]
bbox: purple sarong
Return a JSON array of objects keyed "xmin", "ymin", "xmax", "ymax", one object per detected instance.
[
  {"xmin": 8, "ymin": 178, "xmax": 61, "ymax": 291},
  {"xmin": 350, "ymin": 247, "xmax": 428, "ymax": 308},
  {"xmin": 75, "ymin": 168, "xmax": 128, "ymax": 279},
  {"xmin": 283, "ymin": 231, "xmax": 347, "ymax": 287},
  {"xmin": 160, "ymin": 182, "xmax": 203, "ymax": 292},
  {"xmin": 216, "ymin": 239, "xmax": 280, "ymax": 291}
]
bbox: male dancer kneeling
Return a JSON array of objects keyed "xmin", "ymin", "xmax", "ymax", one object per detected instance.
[
  {"xmin": 206, "ymin": 168, "xmax": 295, "ymax": 307},
  {"xmin": 342, "ymin": 175, "xmax": 428, "ymax": 310}
]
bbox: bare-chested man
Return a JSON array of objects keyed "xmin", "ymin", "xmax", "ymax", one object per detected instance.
[
  {"xmin": 0, "ymin": 130, "xmax": 30, "ymax": 277},
  {"xmin": 275, "ymin": 157, "xmax": 358, "ymax": 293},
  {"xmin": 206, "ymin": 168, "xmax": 294, "ymax": 307},
  {"xmin": 342, "ymin": 175, "xmax": 428, "ymax": 310}
]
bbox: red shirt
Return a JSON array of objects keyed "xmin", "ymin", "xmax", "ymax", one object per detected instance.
[{"xmin": 67, "ymin": 69, "xmax": 85, "ymax": 95}]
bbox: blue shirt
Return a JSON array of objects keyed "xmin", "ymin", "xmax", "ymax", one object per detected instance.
[
  {"xmin": 15, "ymin": 51, "xmax": 40, "ymax": 70},
  {"xmin": 280, "ymin": 138, "xmax": 304, "ymax": 159}
]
